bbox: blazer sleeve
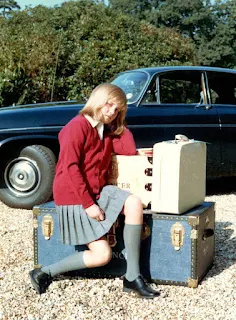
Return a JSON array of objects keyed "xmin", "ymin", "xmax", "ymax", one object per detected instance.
[
  {"xmin": 112, "ymin": 127, "xmax": 137, "ymax": 155},
  {"xmin": 59, "ymin": 118, "xmax": 94, "ymax": 208}
]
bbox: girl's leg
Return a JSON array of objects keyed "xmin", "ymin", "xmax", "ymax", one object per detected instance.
[
  {"xmin": 30, "ymin": 236, "xmax": 112, "ymax": 294},
  {"xmin": 43, "ymin": 236, "xmax": 112, "ymax": 276},
  {"xmin": 122, "ymin": 195, "xmax": 159, "ymax": 299},
  {"xmin": 123, "ymin": 194, "xmax": 143, "ymax": 281},
  {"xmin": 84, "ymin": 237, "xmax": 112, "ymax": 268}
]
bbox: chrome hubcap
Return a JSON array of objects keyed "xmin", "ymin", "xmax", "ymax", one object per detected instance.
[{"xmin": 4, "ymin": 157, "xmax": 41, "ymax": 196}]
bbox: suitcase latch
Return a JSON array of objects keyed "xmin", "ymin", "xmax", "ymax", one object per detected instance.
[
  {"xmin": 171, "ymin": 222, "xmax": 185, "ymax": 251},
  {"xmin": 144, "ymin": 168, "xmax": 153, "ymax": 176},
  {"xmin": 145, "ymin": 183, "xmax": 152, "ymax": 191},
  {"xmin": 42, "ymin": 214, "xmax": 54, "ymax": 240}
]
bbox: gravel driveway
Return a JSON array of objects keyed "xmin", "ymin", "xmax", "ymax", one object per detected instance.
[{"xmin": 0, "ymin": 182, "xmax": 235, "ymax": 320}]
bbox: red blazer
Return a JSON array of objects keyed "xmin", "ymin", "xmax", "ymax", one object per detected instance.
[{"xmin": 53, "ymin": 115, "xmax": 137, "ymax": 208}]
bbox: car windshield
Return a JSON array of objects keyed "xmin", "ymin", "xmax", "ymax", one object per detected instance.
[{"xmin": 111, "ymin": 71, "xmax": 148, "ymax": 104}]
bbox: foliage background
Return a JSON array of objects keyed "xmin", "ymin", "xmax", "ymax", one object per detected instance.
[{"xmin": 0, "ymin": 0, "xmax": 235, "ymax": 107}]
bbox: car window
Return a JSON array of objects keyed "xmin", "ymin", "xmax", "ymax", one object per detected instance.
[
  {"xmin": 209, "ymin": 89, "xmax": 219, "ymax": 104},
  {"xmin": 142, "ymin": 71, "xmax": 204, "ymax": 105},
  {"xmin": 206, "ymin": 71, "xmax": 236, "ymax": 105},
  {"xmin": 142, "ymin": 80, "xmax": 159, "ymax": 103},
  {"xmin": 111, "ymin": 71, "xmax": 148, "ymax": 104}
]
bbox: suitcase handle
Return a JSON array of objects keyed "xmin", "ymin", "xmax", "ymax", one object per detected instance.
[
  {"xmin": 202, "ymin": 228, "xmax": 214, "ymax": 240},
  {"xmin": 175, "ymin": 134, "xmax": 189, "ymax": 142}
]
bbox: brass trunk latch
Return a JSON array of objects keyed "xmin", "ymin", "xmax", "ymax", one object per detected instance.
[
  {"xmin": 141, "ymin": 222, "xmax": 151, "ymax": 240},
  {"xmin": 42, "ymin": 214, "xmax": 54, "ymax": 240},
  {"xmin": 171, "ymin": 222, "xmax": 185, "ymax": 251}
]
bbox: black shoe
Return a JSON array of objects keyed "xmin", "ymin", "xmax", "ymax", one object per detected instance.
[
  {"xmin": 123, "ymin": 276, "xmax": 160, "ymax": 299},
  {"xmin": 29, "ymin": 268, "xmax": 52, "ymax": 294}
]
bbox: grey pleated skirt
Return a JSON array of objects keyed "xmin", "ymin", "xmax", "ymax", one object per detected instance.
[{"xmin": 56, "ymin": 185, "xmax": 131, "ymax": 245}]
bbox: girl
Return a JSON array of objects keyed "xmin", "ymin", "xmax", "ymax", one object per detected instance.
[{"xmin": 29, "ymin": 83, "xmax": 159, "ymax": 299}]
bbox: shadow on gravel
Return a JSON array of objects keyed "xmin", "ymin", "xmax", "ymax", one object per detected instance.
[
  {"xmin": 206, "ymin": 177, "xmax": 236, "ymax": 195},
  {"xmin": 205, "ymin": 221, "xmax": 235, "ymax": 280},
  {"xmin": 204, "ymin": 177, "xmax": 236, "ymax": 280}
]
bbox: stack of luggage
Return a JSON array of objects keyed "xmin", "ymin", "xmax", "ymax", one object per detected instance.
[{"xmin": 32, "ymin": 135, "xmax": 215, "ymax": 288}]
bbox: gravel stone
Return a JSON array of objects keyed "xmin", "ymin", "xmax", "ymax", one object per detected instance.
[{"xmin": 0, "ymin": 192, "xmax": 235, "ymax": 320}]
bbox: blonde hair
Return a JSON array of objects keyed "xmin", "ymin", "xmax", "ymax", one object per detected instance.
[{"xmin": 80, "ymin": 83, "xmax": 127, "ymax": 135}]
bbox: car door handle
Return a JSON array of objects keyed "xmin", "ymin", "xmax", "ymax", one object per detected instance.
[{"xmin": 195, "ymin": 104, "xmax": 212, "ymax": 110}]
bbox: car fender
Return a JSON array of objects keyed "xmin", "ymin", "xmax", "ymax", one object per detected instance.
[{"xmin": 0, "ymin": 134, "xmax": 58, "ymax": 148}]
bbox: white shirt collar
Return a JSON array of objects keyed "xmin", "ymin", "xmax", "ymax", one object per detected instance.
[
  {"xmin": 84, "ymin": 114, "xmax": 104, "ymax": 140},
  {"xmin": 96, "ymin": 122, "xmax": 104, "ymax": 140}
]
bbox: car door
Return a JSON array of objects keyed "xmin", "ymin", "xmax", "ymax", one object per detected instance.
[
  {"xmin": 205, "ymin": 70, "xmax": 236, "ymax": 173},
  {"xmin": 126, "ymin": 69, "xmax": 221, "ymax": 176}
]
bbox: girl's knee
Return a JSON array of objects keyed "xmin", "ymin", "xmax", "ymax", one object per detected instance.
[
  {"xmin": 87, "ymin": 237, "xmax": 113, "ymax": 267},
  {"xmin": 125, "ymin": 195, "xmax": 143, "ymax": 210},
  {"xmin": 123, "ymin": 195, "xmax": 143, "ymax": 223},
  {"xmin": 95, "ymin": 246, "xmax": 112, "ymax": 266}
]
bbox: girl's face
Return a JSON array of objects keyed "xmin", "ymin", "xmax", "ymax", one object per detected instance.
[{"xmin": 100, "ymin": 99, "xmax": 121, "ymax": 124}]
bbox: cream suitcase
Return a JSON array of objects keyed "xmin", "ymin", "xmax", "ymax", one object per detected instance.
[
  {"xmin": 151, "ymin": 137, "xmax": 206, "ymax": 214},
  {"xmin": 107, "ymin": 148, "xmax": 153, "ymax": 208},
  {"xmin": 107, "ymin": 136, "xmax": 206, "ymax": 213}
]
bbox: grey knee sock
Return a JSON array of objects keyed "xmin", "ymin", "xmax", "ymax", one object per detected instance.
[
  {"xmin": 42, "ymin": 251, "xmax": 86, "ymax": 277},
  {"xmin": 123, "ymin": 224, "xmax": 142, "ymax": 282}
]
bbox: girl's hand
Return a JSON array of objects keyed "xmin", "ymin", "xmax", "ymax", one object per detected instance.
[{"xmin": 85, "ymin": 204, "xmax": 105, "ymax": 221}]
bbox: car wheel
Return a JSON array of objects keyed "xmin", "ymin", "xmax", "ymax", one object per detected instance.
[{"xmin": 0, "ymin": 145, "xmax": 56, "ymax": 209}]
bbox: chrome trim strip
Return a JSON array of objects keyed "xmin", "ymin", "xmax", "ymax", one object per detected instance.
[
  {"xmin": 128, "ymin": 124, "xmax": 219, "ymax": 128},
  {"xmin": 0, "ymin": 126, "xmax": 63, "ymax": 133}
]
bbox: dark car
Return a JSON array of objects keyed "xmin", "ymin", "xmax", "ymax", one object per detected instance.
[{"xmin": 1, "ymin": 66, "xmax": 236, "ymax": 209}]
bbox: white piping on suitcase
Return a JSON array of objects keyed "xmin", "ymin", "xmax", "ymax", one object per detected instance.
[{"xmin": 157, "ymin": 143, "xmax": 163, "ymax": 213}]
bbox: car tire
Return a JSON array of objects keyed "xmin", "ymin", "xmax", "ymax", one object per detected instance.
[{"xmin": 0, "ymin": 145, "xmax": 56, "ymax": 209}]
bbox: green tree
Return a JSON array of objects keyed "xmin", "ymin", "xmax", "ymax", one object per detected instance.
[
  {"xmin": 0, "ymin": 6, "xmax": 62, "ymax": 105},
  {"xmin": 196, "ymin": 0, "xmax": 236, "ymax": 68},
  {"xmin": 51, "ymin": 0, "xmax": 195, "ymax": 100},
  {"xmin": 109, "ymin": 0, "xmax": 236, "ymax": 68},
  {"xmin": 110, "ymin": 0, "xmax": 215, "ymax": 42},
  {"xmin": 0, "ymin": 0, "xmax": 196, "ymax": 107},
  {"xmin": 109, "ymin": 0, "xmax": 158, "ymax": 20},
  {"xmin": 149, "ymin": 0, "xmax": 214, "ymax": 40},
  {"xmin": 0, "ymin": 0, "xmax": 20, "ymax": 17}
]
